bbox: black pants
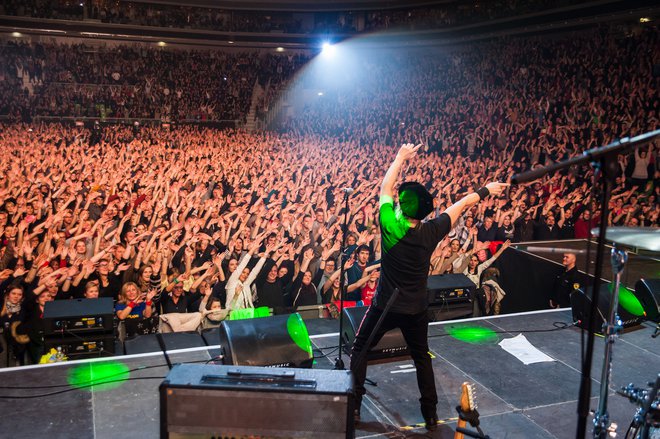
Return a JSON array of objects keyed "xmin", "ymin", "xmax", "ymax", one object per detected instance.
[{"xmin": 349, "ymin": 305, "xmax": 437, "ymax": 419}]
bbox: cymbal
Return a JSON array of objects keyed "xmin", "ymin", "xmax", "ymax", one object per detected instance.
[{"xmin": 591, "ymin": 227, "xmax": 660, "ymax": 252}]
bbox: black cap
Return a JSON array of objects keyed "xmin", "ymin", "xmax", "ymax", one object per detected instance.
[{"xmin": 398, "ymin": 182, "xmax": 434, "ymax": 220}]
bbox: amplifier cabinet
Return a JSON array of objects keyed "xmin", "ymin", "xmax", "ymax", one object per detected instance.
[
  {"xmin": 427, "ymin": 273, "xmax": 475, "ymax": 305},
  {"xmin": 43, "ymin": 297, "xmax": 114, "ymax": 336},
  {"xmin": 427, "ymin": 273, "xmax": 475, "ymax": 322},
  {"xmin": 43, "ymin": 334, "xmax": 115, "ymax": 359},
  {"xmin": 160, "ymin": 364, "xmax": 354, "ymax": 438}
]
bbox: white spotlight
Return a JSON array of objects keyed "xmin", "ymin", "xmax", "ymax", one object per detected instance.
[{"xmin": 321, "ymin": 42, "xmax": 336, "ymax": 56}]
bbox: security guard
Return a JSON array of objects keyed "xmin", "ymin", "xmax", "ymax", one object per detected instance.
[{"xmin": 550, "ymin": 253, "xmax": 580, "ymax": 308}]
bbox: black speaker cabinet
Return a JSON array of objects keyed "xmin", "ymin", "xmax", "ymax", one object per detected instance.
[
  {"xmin": 160, "ymin": 364, "xmax": 354, "ymax": 438},
  {"xmin": 570, "ymin": 284, "xmax": 645, "ymax": 334},
  {"xmin": 43, "ymin": 297, "xmax": 114, "ymax": 336},
  {"xmin": 341, "ymin": 306, "xmax": 409, "ymax": 361},
  {"xmin": 218, "ymin": 313, "xmax": 313, "ymax": 368},
  {"xmin": 634, "ymin": 278, "xmax": 660, "ymax": 322}
]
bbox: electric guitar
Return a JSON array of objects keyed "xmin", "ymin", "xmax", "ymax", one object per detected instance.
[{"xmin": 454, "ymin": 382, "xmax": 477, "ymax": 439}]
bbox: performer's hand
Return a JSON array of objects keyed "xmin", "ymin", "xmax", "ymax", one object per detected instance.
[
  {"xmin": 485, "ymin": 182, "xmax": 510, "ymax": 197},
  {"xmin": 396, "ymin": 143, "xmax": 423, "ymax": 162}
]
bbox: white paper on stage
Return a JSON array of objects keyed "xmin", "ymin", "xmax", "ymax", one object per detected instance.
[{"xmin": 498, "ymin": 334, "xmax": 556, "ymax": 365}]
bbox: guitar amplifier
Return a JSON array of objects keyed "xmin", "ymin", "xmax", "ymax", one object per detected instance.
[
  {"xmin": 43, "ymin": 298, "xmax": 114, "ymax": 336},
  {"xmin": 160, "ymin": 364, "xmax": 354, "ymax": 438},
  {"xmin": 427, "ymin": 274, "xmax": 475, "ymax": 321},
  {"xmin": 44, "ymin": 334, "xmax": 115, "ymax": 359}
]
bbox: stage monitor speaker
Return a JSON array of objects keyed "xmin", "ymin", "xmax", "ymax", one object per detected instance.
[
  {"xmin": 160, "ymin": 364, "xmax": 354, "ymax": 438},
  {"xmin": 43, "ymin": 297, "xmax": 114, "ymax": 336},
  {"xmin": 634, "ymin": 278, "xmax": 660, "ymax": 322},
  {"xmin": 341, "ymin": 306, "xmax": 409, "ymax": 361},
  {"xmin": 217, "ymin": 313, "xmax": 313, "ymax": 368},
  {"xmin": 124, "ymin": 332, "xmax": 207, "ymax": 355},
  {"xmin": 570, "ymin": 284, "xmax": 645, "ymax": 334}
]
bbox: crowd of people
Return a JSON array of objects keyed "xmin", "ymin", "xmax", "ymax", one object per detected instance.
[
  {"xmin": 1, "ymin": 0, "xmax": 595, "ymax": 35},
  {"xmin": 0, "ymin": 22, "xmax": 658, "ymax": 366},
  {"xmin": 0, "ymin": 42, "xmax": 275, "ymax": 121}
]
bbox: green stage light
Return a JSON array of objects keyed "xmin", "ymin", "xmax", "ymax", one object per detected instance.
[
  {"xmin": 287, "ymin": 313, "xmax": 313, "ymax": 356},
  {"xmin": 616, "ymin": 285, "xmax": 646, "ymax": 317},
  {"xmin": 68, "ymin": 361, "xmax": 130, "ymax": 391},
  {"xmin": 447, "ymin": 325, "xmax": 499, "ymax": 345}
]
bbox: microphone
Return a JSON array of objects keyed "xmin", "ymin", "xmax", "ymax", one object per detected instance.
[
  {"xmin": 341, "ymin": 187, "xmax": 354, "ymax": 194},
  {"xmin": 515, "ymin": 245, "xmax": 586, "ymax": 255}
]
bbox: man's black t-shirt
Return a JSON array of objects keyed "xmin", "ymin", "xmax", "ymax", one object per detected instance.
[
  {"xmin": 373, "ymin": 196, "xmax": 451, "ymax": 315},
  {"xmin": 552, "ymin": 266, "xmax": 581, "ymax": 307}
]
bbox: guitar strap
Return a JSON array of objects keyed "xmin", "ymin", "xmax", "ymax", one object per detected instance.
[{"xmin": 455, "ymin": 406, "xmax": 481, "ymax": 427}]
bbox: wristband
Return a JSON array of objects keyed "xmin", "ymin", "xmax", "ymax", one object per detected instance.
[
  {"xmin": 128, "ymin": 301, "xmax": 137, "ymax": 309},
  {"xmin": 145, "ymin": 300, "xmax": 153, "ymax": 306},
  {"xmin": 476, "ymin": 187, "xmax": 490, "ymax": 200}
]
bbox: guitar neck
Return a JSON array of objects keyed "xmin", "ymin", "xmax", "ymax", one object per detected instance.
[
  {"xmin": 455, "ymin": 418, "xmax": 467, "ymax": 439},
  {"xmin": 454, "ymin": 381, "xmax": 475, "ymax": 439}
]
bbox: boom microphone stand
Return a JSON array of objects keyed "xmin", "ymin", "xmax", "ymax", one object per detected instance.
[
  {"xmin": 512, "ymin": 129, "xmax": 660, "ymax": 439},
  {"xmin": 334, "ymin": 187, "xmax": 353, "ymax": 370}
]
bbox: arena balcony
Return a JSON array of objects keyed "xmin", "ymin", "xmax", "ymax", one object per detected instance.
[{"xmin": 0, "ymin": 0, "xmax": 657, "ymax": 49}]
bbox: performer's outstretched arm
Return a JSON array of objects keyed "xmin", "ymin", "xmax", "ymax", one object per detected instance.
[
  {"xmin": 444, "ymin": 182, "xmax": 510, "ymax": 227},
  {"xmin": 381, "ymin": 143, "xmax": 422, "ymax": 200}
]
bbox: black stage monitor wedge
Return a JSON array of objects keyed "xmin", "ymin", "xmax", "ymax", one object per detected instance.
[
  {"xmin": 633, "ymin": 278, "xmax": 660, "ymax": 322},
  {"xmin": 427, "ymin": 273, "xmax": 475, "ymax": 321},
  {"xmin": 43, "ymin": 297, "xmax": 114, "ymax": 336},
  {"xmin": 218, "ymin": 313, "xmax": 314, "ymax": 368},
  {"xmin": 570, "ymin": 284, "xmax": 645, "ymax": 334},
  {"xmin": 341, "ymin": 306, "xmax": 410, "ymax": 361},
  {"xmin": 160, "ymin": 364, "xmax": 354, "ymax": 439}
]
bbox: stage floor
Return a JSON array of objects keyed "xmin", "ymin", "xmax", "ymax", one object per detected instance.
[{"xmin": 0, "ymin": 309, "xmax": 657, "ymax": 438}]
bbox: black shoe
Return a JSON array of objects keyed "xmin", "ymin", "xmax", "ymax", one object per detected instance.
[{"xmin": 424, "ymin": 415, "xmax": 439, "ymax": 431}]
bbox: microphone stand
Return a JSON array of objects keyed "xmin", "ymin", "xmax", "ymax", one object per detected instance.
[
  {"xmin": 512, "ymin": 129, "xmax": 660, "ymax": 439},
  {"xmin": 334, "ymin": 188, "xmax": 352, "ymax": 370}
]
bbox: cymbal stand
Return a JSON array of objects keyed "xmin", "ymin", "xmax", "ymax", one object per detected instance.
[{"xmin": 593, "ymin": 245, "xmax": 628, "ymax": 438}]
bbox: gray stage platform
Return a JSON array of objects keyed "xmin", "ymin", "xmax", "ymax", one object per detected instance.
[{"xmin": 0, "ymin": 309, "xmax": 657, "ymax": 438}]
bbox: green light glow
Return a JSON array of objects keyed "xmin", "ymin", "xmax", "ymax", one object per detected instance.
[
  {"xmin": 447, "ymin": 325, "xmax": 499, "ymax": 345},
  {"xmin": 67, "ymin": 361, "xmax": 130, "ymax": 391},
  {"xmin": 380, "ymin": 200, "xmax": 411, "ymax": 253},
  {"xmin": 616, "ymin": 285, "xmax": 646, "ymax": 317},
  {"xmin": 287, "ymin": 313, "xmax": 313, "ymax": 358},
  {"xmin": 399, "ymin": 189, "xmax": 420, "ymax": 219}
]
